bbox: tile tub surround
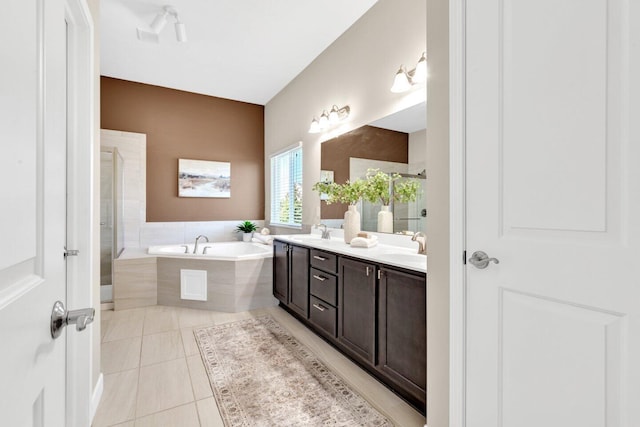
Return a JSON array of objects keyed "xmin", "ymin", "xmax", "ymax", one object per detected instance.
[
  {"xmin": 113, "ymin": 256, "xmax": 157, "ymax": 311},
  {"xmin": 157, "ymin": 257, "xmax": 277, "ymax": 312}
]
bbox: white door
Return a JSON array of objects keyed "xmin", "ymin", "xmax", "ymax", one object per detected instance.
[
  {"xmin": 465, "ymin": 0, "xmax": 639, "ymax": 426},
  {"xmin": 1, "ymin": 0, "xmax": 71, "ymax": 424}
]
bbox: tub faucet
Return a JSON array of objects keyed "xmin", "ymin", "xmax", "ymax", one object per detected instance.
[
  {"xmin": 315, "ymin": 223, "xmax": 331, "ymax": 239},
  {"xmin": 411, "ymin": 231, "xmax": 427, "ymax": 255},
  {"xmin": 194, "ymin": 235, "xmax": 209, "ymax": 254}
]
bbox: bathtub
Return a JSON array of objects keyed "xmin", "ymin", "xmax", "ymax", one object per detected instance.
[
  {"xmin": 117, "ymin": 241, "xmax": 277, "ymax": 313},
  {"xmin": 148, "ymin": 242, "xmax": 272, "ymax": 259}
]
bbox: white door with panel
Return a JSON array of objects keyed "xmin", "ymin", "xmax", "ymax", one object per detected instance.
[
  {"xmin": 0, "ymin": 0, "xmax": 86, "ymax": 425},
  {"xmin": 465, "ymin": 0, "xmax": 639, "ymax": 426}
]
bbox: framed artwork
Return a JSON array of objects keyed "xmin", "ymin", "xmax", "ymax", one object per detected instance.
[
  {"xmin": 178, "ymin": 159, "xmax": 231, "ymax": 198},
  {"xmin": 319, "ymin": 170, "xmax": 334, "ymax": 201}
]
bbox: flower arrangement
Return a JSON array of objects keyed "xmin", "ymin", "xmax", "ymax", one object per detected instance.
[
  {"xmin": 361, "ymin": 168, "xmax": 419, "ymax": 205},
  {"xmin": 312, "ymin": 179, "xmax": 366, "ymax": 205},
  {"xmin": 312, "ymin": 169, "xmax": 419, "ymax": 206}
]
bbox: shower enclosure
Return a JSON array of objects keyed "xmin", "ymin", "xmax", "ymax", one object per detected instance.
[
  {"xmin": 360, "ymin": 171, "xmax": 426, "ymax": 234},
  {"xmin": 100, "ymin": 148, "xmax": 124, "ymax": 303}
]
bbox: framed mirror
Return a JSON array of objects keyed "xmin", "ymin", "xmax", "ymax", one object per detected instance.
[{"xmin": 319, "ymin": 102, "xmax": 426, "ymax": 233}]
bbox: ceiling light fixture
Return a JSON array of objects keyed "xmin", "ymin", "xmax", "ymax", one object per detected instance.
[
  {"xmin": 308, "ymin": 105, "xmax": 350, "ymax": 133},
  {"xmin": 390, "ymin": 52, "xmax": 427, "ymax": 93},
  {"xmin": 137, "ymin": 5, "xmax": 187, "ymax": 43}
]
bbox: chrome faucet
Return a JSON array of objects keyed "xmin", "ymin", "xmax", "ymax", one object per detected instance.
[
  {"xmin": 315, "ymin": 223, "xmax": 331, "ymax": 239},
  {"xmin": 194, "ymin": 235, "xmax": 209, "ymax": 254},
  {"xmin": 411, "ymin": 231, "xmax": 427, "ymax": 255}
]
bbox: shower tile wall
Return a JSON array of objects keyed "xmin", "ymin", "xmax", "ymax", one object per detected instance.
[{"xmin": 101, "ymin": 152, "xmax": 114, "ymax": 286}]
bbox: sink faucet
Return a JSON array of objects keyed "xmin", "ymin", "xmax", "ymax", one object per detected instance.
[
  {"xmin": 315, "ymin": 223, "xmax": 331, "ymax": 239},
  {"xmin": 411, "ymin": 232, "xmax": 427, "ymax": 255},
  {"xmin": 194, "ymin": 235, "xmax": 209, "ymax": 254}
]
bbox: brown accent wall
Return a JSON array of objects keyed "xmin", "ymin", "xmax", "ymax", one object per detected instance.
[
  {"xmin": 320, "ymin": 125, "xmax": 408, "ymax": 219},
  {"xmin": 101, "ymin": 77, "xmax": 264, "ymax": 222}
]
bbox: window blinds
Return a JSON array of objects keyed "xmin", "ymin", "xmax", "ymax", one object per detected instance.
[{"xmin": 270, "ymin": 146, "xmax": 303, "ymax": 227}]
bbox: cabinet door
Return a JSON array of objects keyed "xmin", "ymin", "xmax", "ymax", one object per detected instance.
[
  {"xmin": 338, "ymin": 257, "xmax": 377, "ymax": 365},
  {"xmin": 288, "ymin": 244, "xmax": 310, "ymax": 318},
  {"xmin": 272, "ymin": 240, "xmax": 289, "ymax": 303},
  {"xmin": 378, "ymin": 267, "xmax": 426, "ymax": 403}
]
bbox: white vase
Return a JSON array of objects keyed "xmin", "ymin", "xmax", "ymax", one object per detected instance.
[
  {"xmin": 343, "ymin": 205, "xmax": 361, "ymax": 243},
  {"xmin": 242, "ymin": 232, "xmax": 252, "ymax": 242},
  {"xmin": 377, "ymin": 205, "xmax": 393, "ymax": 233}
]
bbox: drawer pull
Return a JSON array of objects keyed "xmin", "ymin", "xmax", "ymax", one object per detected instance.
[
  {"xmin": 313, "ymin": 274, "xmax": 327, "ymax": 282},
  {"xmin": 313, "ymin": 255, "xmax": 327, "ymax": 261},
  {"xmin": 313, "ymin": 303, "xmax": 327, "ymax": 312}
]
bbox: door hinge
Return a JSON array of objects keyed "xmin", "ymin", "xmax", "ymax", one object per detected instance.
[
  {"xmin": 64, "ymin": 248, "xmax": 79, "ymax": 258},
  {"xmin": 463, "ymin": 250, "xmax": 467, "ymax": 265}
]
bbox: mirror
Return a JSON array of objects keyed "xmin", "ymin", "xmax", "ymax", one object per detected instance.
[{"xmin": 319, "ymin": 102, "xmax": 426, "ymax": 233}]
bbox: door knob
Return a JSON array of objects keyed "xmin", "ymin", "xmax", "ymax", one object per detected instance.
[
  {"xmin": 468, "ymin": 251, "xmax": 500, "ymax": 269},
  {"xmin": 51, "ymin": 301, "xmax": 95, "ymax": 339}
]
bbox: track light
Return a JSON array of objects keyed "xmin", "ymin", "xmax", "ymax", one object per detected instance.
[
  {"xmin": 390, "ymin": 52, "xmax": 427, "ymax": 93},
  {"xmin": 137, "ymin": 5, "xmax": 187, "ymax": 43},
  {"xmin": 308, "ymin": 105, "xmax": 350, "ymax": 133}
]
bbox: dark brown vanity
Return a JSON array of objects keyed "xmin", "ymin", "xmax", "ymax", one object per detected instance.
[{"xmin": 272, "ymin": 237, "xmax": 426, "ymax": 413}]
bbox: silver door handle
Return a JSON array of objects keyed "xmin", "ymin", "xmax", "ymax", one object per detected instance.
[
  {"xmin": 468, "ymin": 251, "xmax": 500, "ymax": 269},
  {"xmin": 51, "ymin": 301, "xmax": 95, "ymax": 339}
]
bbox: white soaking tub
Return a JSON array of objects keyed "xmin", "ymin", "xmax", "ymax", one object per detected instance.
[{"xmin": 148, "ymin": 241, "xmax": 272, "ymax": 259}]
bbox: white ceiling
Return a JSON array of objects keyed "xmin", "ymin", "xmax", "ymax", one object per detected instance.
[
  {"xmin": 369, "ymin": 102, "xmax": 426, "ymax": 134},
  {"xmin": 100, "ymin": 0, "xmax": 378, "ymax": 105}
]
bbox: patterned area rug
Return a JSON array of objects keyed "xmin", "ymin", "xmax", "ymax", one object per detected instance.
[{"xmin": 194, "ymin": 315, "xmax": 393, "ymax": 426}]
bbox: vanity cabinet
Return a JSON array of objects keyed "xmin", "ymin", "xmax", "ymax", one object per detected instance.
[
  {"xmin": 337, "ymin": 258, "xmax": 377, "ymax": 365},
  {"xmin": 272, "ymin": 241, "xmax": 309, "ymax": 318},
  {"xmin": 273, "ymin": 238, "xmax": 426, "ymax": 412},
  {"xmin": 378, "ymin": 267, "xmax": 426, "ymax": 404},
  {"xmin": 309, "ymin": 249, "xmax": 339, "ymax": 337}
]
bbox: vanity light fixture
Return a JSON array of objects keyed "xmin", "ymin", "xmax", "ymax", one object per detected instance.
[
  {"xmin": 390, "ymin": 52, "xmax": 427, "ymax": 93},
  {"xmin": 308, "ymin": 105, "xmax": 350, "ymax": 133},
  {"xmin": 137, "ymin": 5, "xmax": 188, "ymax": 43}
]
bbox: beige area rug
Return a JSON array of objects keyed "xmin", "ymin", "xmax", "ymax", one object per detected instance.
[{"xmin": 194, "ymin": 315, "xmax": 393, "ymax": 426}]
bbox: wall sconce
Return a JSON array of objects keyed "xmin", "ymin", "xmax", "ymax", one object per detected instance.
[
  {"xmin": 390, "ymin": 52, "xmax": 427, "ymax": 93},
  {"xmin": 137, "ymin": 5, "xmax": 187, "ymax": 43},
  {"xmin": 309, "ymin": 105, "xmax": 350, "ymax": 133}
]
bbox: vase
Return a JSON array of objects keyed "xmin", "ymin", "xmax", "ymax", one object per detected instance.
[
  {"xmin": 242, "ymin": 232, "xmax": 252, "ymax": 242},
  {"xmin": 343, "ymin": 205, "xmax": 361, "ymax": 243},
  {"xmin": 377, "ymin": 205, "xmax": 393, "ymax": 233}
]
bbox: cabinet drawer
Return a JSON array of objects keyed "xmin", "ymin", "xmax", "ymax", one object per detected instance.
[
  {"xmin": 310, "ymin": 267, "xmax": 337, "ymax": 306},
  {"xmin": 309, "ymin": 296, "xmax": 336, "ymax": 337},
  {"xmin": 310, "ymin": 249, "xmax": 337, "ymax": 274}
]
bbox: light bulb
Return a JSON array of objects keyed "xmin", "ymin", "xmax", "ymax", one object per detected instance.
[
  {"xmin": 390, "ymin": 67, "xmax": 411, "ymax": 93},
  {"xmin": 150, "ymin": 11, "xmax": 168, "ymax": 33},
  {"xmin": 175, "ymin": 22, "xmax": 187, "ymax": 42},
  {"xmin": 328, "ymin": 105, "xmax": 340, "ymax": 124},
  {"xmin": 319, "ymin": 111, "xmax": 329, "ymax": 129},
  {"xmin": 309, "ymin": 118, "xmax": 320, "ymax": 134},
  {"xmin": 412, "ymin": 53, "xmax": 427, "ymax": 83}
]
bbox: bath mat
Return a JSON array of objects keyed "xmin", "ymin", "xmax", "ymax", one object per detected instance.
[{"xmin": 194, "ymin": 315, "xmax": 393, "ymax": 426}]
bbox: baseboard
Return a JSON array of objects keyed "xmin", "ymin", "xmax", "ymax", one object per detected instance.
[{"xmin": 90, "ymin": 373, "xmax": 104, "ymax": 423}]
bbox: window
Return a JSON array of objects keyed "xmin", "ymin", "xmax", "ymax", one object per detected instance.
[{"xmin": 270, "ymin": 145, "xmax": 303, "ymax": 227}]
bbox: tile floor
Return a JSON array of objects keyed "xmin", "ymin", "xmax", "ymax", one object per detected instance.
[{"xmin": 93, "ymin": 304, "xmax": 425, "ymax": 427}]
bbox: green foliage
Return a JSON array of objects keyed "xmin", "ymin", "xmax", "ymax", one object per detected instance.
[
  {"xmin": 278, "ymin": 183, "xmax": 303, "ymax": 224},
  {"xmin": 312, "ymin": 179, "xmax": 365, "ymax": 205},
  {"xmin": 394, "ymin": 179, "xmax": 420, "ymax": 203},
  {"xmin": 362, "ymin": 169, "xmax": 399, "ymax": 205},
  {"xmin": 235, "ymin": 220, "xmax": 258, "ymax": 233}
]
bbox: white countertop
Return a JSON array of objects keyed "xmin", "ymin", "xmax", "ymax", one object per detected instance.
[{"xmin": 273, "ymin": 234, "xmax": 427, "ymax": 274}]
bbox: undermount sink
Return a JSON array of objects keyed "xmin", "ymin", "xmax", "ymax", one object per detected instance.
[{"xmin": 377, "ymin": 252, "xmax": 426, "ymax": 265}]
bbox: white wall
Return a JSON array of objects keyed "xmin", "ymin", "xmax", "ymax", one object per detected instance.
[
  {"xmin": 264, "ymin": 0, "xmax": 427, "ymax": 232},
  {"xmin": 426, "ymin": 0, "xmax": 450, "ymax": 425},
  {"xmin": 409, "ymin": 129, "xmax": 427, "ymax": 175}
]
